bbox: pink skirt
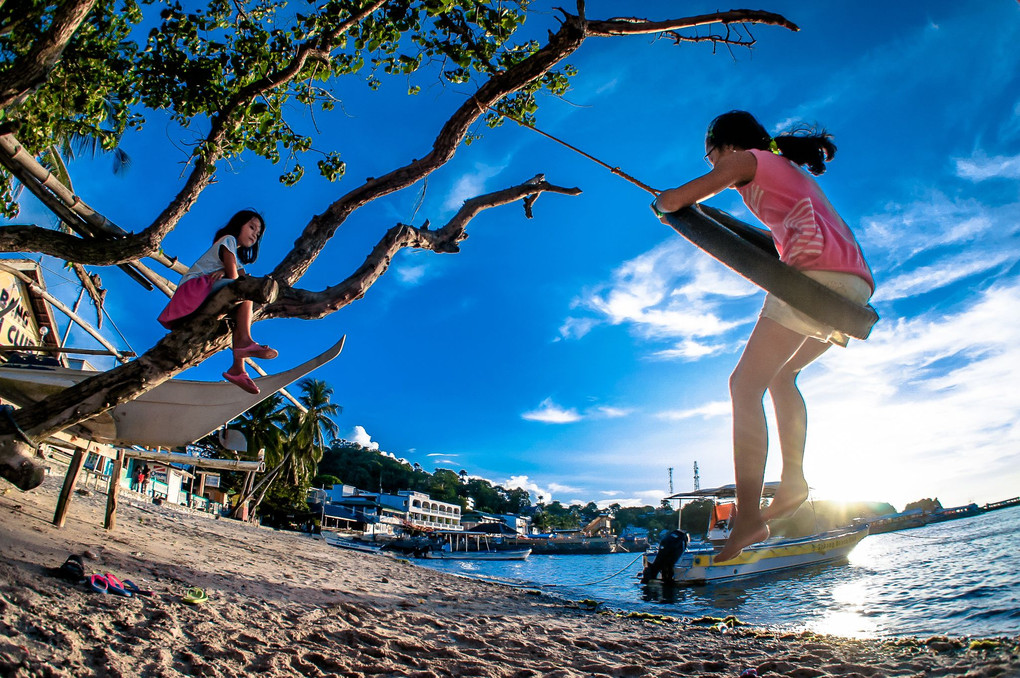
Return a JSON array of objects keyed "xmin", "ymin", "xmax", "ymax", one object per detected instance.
[{"xmin": 157, "ymin": 275, "xmax": 215, "ymax": 329}]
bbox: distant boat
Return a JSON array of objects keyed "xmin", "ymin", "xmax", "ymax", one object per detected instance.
[
  {"xmin": 643, "ymin": 483, "xmax": 870, "ymax": 585},
  {"xmin": 426, "ymin": 529, "xmax": 532, "ymax": 560},
  {"xmin": 322, "ymin": 533, "xmax": 384, "ymax": 554},
  {"xmin": 425, "ymin": 547, "xmax": 532, "ymax": 561}
]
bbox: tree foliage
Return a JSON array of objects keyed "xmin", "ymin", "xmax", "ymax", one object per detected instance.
[
  {"xmin": 317, "ymin": 439, "xmax": 529, "ymax": 515},
  {"xmin": 0, "ymin": 0, "xmax": 797, "ymax": 488}
]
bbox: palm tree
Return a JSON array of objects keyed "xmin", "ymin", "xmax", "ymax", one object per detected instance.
[
  {"xmin": 233, "ymin": 379, "xmax": 342, "ymax": 518},
  {"xmin": 279, "ymin": 378, "xmax": 342, "ymax": 486}
]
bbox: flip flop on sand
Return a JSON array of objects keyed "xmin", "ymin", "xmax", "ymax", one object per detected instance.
[
  {"xmin": 182, "ymin": 587, "xmax": 208, "ymax": 605},
  {"xmin": 122, "ymin": 579, "xmax": 154, "ymax": 597},
  {"xmin": 88, "ymin": 574, "xmax": 109, "ymax": 594},
  {"xmin": 222, "ymin": 371, "xmax": 259, "ymax": 395},
  {"xmin": 233, "ymin": 342, "xmax": 278, "ymax": 360},
  {"xmin": 47, "ymin": 554, "xmax": 85, "ymax": 583},
  {"xmin": 104, "ymin": 573, "xmax": 133, "ymax": 597}
]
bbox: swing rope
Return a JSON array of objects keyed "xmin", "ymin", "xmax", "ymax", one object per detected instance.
[{"xmin": 486, "ymin": 107, "xmax": 660, "ymax": 196}]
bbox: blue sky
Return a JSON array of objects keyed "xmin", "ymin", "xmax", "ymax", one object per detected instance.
[{"xmin": 6, "ymin": 1, "xmax": 1020, "ymax": 511}]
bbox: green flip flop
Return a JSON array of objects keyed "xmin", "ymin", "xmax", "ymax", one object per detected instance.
[{"xmin": 182, "ymin": 587, "xmax": 208, "ymax": 605}]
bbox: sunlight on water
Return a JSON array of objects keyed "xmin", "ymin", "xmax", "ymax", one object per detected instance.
[
  {"xmin": 416, "ymin": 506, "xmax": 1020, "ymax": 638},
  {"xmin": 810, "ymin": 581, "xmax": 878, "ymax": 638}
]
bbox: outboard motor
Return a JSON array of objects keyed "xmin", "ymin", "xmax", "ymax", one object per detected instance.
[{"xmin": 641, "ymin": 529, "xmax": 689, "ymax": 584}]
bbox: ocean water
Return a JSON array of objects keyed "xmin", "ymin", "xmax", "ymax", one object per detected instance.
[{"xmin": 417, "ymin": 505, "xmax": 1020, "ymax": 638}]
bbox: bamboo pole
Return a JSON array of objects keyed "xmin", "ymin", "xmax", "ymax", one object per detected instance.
[
  {"xmin": 0, "ymin": 345, "xmax": 136, "ymax": 357},
  {"xmin": 0, "ymin": 133, "xmax": 188, "ymax": 275},
  {"xmin": 0, "ymin": 262, "xmax": 127, "ymax": 361},
  {"xmin": 53, "ymin": 446, "xmax": 85, "ymax": 527}
]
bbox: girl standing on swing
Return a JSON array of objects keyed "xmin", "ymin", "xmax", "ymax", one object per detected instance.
[{"xmin": 653, "ymin": 111, "xmax": 875, "ymax": 562}]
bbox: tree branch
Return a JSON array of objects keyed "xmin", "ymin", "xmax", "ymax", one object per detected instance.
[
  {"xmin": 0, "ymin": 0, "xmax": 98, "ymax": 110},
  {"xmin": 263, "ymin": 176, "xmax": 582, "ymax": 320},
  {"xmin": 270, "ymin": 12, "xmax": 589, "ymax": 285},
  {"xmin": 131, "ymin": 0, "xmax": 392, "ymax": 254},
  {"xmin": 585, "ymin": 10, "xmax": 799, "ymax": 36}
]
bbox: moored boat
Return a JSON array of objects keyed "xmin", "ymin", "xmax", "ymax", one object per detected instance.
[
  {"xmin": 643, "ymin": 483, "xmax": 870, "ymax": 585},
  {"xmin": 323, "ymin": 532, "xmax": 384, "ymax": 554},
  {"xmin": 425, "ymin": 547, "xmax": 532, "ymax": 561}
]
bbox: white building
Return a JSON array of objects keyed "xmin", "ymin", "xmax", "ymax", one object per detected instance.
[{"xmin": 378, "ymin": 490, "xmax": 463, "ymax": 530}]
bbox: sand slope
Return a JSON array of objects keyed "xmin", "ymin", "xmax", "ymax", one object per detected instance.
[{"xmin": 1, "ymin": 475, "xmax": 1018, "ymax": 678}]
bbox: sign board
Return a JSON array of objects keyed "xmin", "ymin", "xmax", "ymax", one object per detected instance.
[
  {"xmin": 0, "ymin": 270, "xmax": 46, "ymax": 348},
  {"xmin": 205, "ymin": 474, "xmax": 221, "ymax": 488}
]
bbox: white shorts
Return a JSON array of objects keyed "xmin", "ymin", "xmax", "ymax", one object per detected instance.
[{"xmin": 760, "ymin": 270, "xmax": 873, "ymax": 347}]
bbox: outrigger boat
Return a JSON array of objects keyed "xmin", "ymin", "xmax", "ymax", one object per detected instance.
[
  {"xmin": 425, "ymin": 529, "xmax": 532, "ymax": 560},
  {"xmin": 0, "ymin": 337, "xmax": 345, "ymax": 449},
  {"xmin": 643, "ymin": 482, "xmax": 869, "ymax": 585}
]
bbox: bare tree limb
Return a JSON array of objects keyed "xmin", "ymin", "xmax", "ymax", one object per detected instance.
[
  {"xmin": 0, "ymin": 0, "xmax": 98, "ymax": 109},
  {"xmin": 270, "ymin": 12, "xmax": 589, "ymax": 285},
  {"xmin": 263, "ymin": 176, "xmax": 582, "ymax": 319},
  {"xmin": 585, "ymin": 10, "xmax": 799, "ymax": 36}
]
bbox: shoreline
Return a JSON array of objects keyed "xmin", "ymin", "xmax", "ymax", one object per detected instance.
[{"xmin": 2, "ymin": 474, "xmax": 1018, "ymax": 677}]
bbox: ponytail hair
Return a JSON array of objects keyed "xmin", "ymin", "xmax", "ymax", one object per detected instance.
[
  {"xmin": 706, "ymin": 110, "xmax": 837, "ymax": 176},
  {"xmin": 213, "ymin": 209, "xmax": 265, "ymax": 265}
]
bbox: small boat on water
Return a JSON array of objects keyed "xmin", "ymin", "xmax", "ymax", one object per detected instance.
[
  {"xmin": 425, "ymin": 529, "xmax": 532, "ymax": 560},
  {"xmin": 322, "ymin": 533, "xmax": 384, "ymax": 554},
  {"xmin": 425, "ymin": 547, "xmax": 532, "ymax": 561},
  {"xmin": 643, "ymin": 483, "xmax": 870, "ymax": 585}
]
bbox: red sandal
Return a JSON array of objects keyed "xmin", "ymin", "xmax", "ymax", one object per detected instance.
[
  {"xmin": 233, "ymin": 342, "xmax": 278, "ymax": 360},
  {"xmin": 223, "ymin": 371, "xmax": 259, "ymax": 395}
]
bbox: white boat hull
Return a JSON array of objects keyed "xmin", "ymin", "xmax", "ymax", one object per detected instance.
[
  {"xmin": 0, "ymin": 337, "xmax": 344, "ymax": 448},
  {"xmin": 426, "ymin": 548, "xmax": 531, "ymax": 561},
  {"xmin": 653, "ymin": 525, "xmax": 869, "ymax": 584}
]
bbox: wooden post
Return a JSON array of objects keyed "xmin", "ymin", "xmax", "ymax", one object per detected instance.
[
  {"xmin": 53, "ymin": 447, "xmax": 86, "ymax": 527},
  {"xmin": 196, "ymin": 472, "xmax": 207, "ymax": 497},
  {"xmin": 104, "ymin": 449, "xmax": 125, "ymax": 530}
]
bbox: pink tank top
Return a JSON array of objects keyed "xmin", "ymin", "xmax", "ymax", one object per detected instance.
[{"xmin": 736, "ymin": 149, "xmax": 874, "ymax": 292}]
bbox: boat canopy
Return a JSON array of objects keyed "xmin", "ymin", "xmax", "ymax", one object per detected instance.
[{"xmin": 666, "ymin": 481, "xmax": 783, "ymax": 502}]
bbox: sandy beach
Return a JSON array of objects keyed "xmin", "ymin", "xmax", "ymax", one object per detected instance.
[{"xmin": 1, "ymin": 471, "xmax": 1018, "ymax": 678}]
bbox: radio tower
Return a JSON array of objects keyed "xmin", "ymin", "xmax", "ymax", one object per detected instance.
[{"xmin": 693, "ymin": 461, "xmax": 700, "ymax": 491}]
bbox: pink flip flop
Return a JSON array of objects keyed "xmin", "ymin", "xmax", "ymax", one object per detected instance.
[
  {"xmin": 233, "ymin": 343, "xmax": 278, "ymax": 360},
  {"xmin": 223, "ymin": 371, "xmax": 260, "ymax": 395}
]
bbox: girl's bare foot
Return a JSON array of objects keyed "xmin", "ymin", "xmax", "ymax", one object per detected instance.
[
  {"xmin": 714, "ymin": 520, "xmax": 770, "ymax": 562},
  {"xmin": 761, "ymin": 480, "xmax": 809, "ymax": 521}
]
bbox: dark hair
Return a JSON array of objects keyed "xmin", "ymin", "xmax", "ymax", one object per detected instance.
[
  {"xmin": 213, "ymin": 209, "xmax": 264, "ymax": 264},
  {"xmin": 705, "ymin": 110, "xmax": 836, "ymax": 176}
]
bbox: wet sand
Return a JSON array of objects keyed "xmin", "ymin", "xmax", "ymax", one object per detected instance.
[{"xmin": 1, "ymin": 470, "xmax": 1018, "ymax": 677}]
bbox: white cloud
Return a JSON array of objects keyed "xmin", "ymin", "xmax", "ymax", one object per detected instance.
[
  {"xmin": 564, "ymin": 238, "xmax": 759, "ymax": 355},
  {"xmin": 651, "ymin": 338, "xmax": 733, "ymax": 361},
  {"xmin": 396, "ymin": 262, "xmax": 427, "ymax": 285},
  {"xmin": 595, "ymin": 489, "xmax": 669, "ymax": 509},
  {"xmin": 861, "ymin": 193, "xmax": 1001, "ymax": 265},
  {"xmin": 442, "ymin": 162, "xmax": 507, "ymax": 212},
  {"xmin": 521, "ymin": 398, "xmax": 632, "ymax": 424},
  {"xmin": 521, "ymin": 397, "xmax": 581, "ymax": 423},
  {"xmin": 656, "ymin": 400, "xmax": 730, "ymax": 421},
  {"xmin": 954, "ymin": 153, "xmax": 1020, "ymax": 181},
  {"xmin": 502, "ymin": 475, "xmax": 566, "ymax": 504},
  {"xmin": 594, "ymin": 406, "xmax": 631, "ymax": 419},
  {"xmin": 348, "ymin": 425, "xmax": 379, "ymax": 451},
  {"xmin": 794, "ymin": 281, "xmax": 1020, "ymax": 508},
  {"xmin": 879, "ymin": 251, "xmax": 1014, "ymax": 301},
  {"xmin": 426, "ymin": 452, "xmax": 457, "ymax": 457}
]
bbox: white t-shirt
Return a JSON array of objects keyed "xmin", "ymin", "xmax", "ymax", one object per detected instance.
[{"xmin": 180, "ymin": 236, "xmax": 239, "ymax": 285}]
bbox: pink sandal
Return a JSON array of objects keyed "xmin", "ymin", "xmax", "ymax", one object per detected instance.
[
  {"xmin": 233, "ymin": 342, "xmax": 278, "ymax": 360},
  {"xmin": 223, "ymin": 371, "xmax": 260, "ymax": 395}
]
